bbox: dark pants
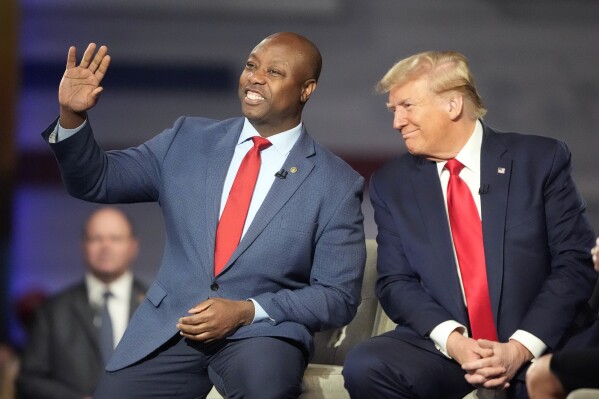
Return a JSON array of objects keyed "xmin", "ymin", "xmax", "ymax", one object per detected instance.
[
  {"xmin": 342, "ymin": 332, "xmax": 529, "ymax": 399},
  {"xmin": 94, "ymin": 334, "xmax": 306, "ymax": 399}
]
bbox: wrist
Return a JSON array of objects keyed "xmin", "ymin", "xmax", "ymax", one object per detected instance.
[
  {"xmin": 447, "ymin": 329, "xmax": 466, "ymax": 360},
  {"xmin": 509, "ymin": 339, "xmax": 533, "ymax": 364},
  {"xmin": 59, "ymin": 107, "xmax": 86, "ymax": 129},
  {"xmin": 240, "ymin": 300, "xmax": 255, "ymax": 326}
]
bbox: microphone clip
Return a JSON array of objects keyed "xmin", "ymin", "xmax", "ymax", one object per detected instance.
[{"xmin": 275, "ymin": 169, "xmax": 288, "ymax": 179}]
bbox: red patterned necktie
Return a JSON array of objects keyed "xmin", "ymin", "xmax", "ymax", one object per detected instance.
[
  {"xmin": 214, "ymin": 136, "xmax": 272, "ymax": 276},
  {"xmin": 445, "ymin": 159, "xmax": 498, "ymax": 340}
]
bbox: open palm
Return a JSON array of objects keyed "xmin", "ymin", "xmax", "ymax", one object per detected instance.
[{"xmin": 59, "ymin": 43, "xmax": 111, "ymax": 113}]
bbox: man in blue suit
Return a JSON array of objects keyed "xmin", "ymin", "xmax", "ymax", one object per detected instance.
[
  {"xmin": 43, "ymin": 32, "xmax": 366, "ymax": 398},
  {"xmin": 343, "ymin": 51, "xmax": 598, "ymax": 398}
]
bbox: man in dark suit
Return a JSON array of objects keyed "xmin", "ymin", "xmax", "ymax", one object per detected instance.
[
  {"xmin": 42, "ymin": 32, "xmax": 365, "ymax": 398},
  {"xmin": 342, "ymin": 51, "xmax": 598, "ymax": 398},
  {"xmin": 17, "ymin": 207, "xmax": 147, "ymax": 399}
]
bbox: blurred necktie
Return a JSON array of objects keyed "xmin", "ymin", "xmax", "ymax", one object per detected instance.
[{"xmin": 99, "ymin": 290, "xmax": 114, "ymax": 365}]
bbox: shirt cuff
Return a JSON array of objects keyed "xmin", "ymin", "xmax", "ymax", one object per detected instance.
[
  {"xmin": 49, "ymin": 120, "xmax": 87, "ymax": 143},
  {"xmin": 248, "ymin": 299, "xmax": 274, "ymax": 324},
  {"xmin": 429, "ymin": 320, "xmax": 468, "ymax": 358},
  {"xmin": 510, "ymin": 330, "xmax": 546, "ymax": 359}
]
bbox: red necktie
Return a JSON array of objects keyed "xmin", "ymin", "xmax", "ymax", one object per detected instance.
[
  {"xmin": 445, "ymin": 159, "xmax": 498, "ymax": 341},
  {"xmin": 214, "ymin": 136, "xmax": 272, "ymax": 276}
]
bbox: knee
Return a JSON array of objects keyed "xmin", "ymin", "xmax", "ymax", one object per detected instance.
[
  {"xmin": 342, "ymin": 344, "xmax": 386, "ymax": 387},
  {"xmin": 526, "ymin": 354, "xmax": 565, "ymax": 399},
  {"xmin": 234, "ymin": 376, "xmax": 302, "ymax": 399}
]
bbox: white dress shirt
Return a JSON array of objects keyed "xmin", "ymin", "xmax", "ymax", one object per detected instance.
[
  {"xmin": 219, "ymin": 119, "xmax": 302, "ymax": 236},
  {"xmin": 428, "ymin": 120, "xmax": 546, "ymax": 360},
  {"xmin": 87, "ymin": 270, "xmax": 133, "ymax": 348}
]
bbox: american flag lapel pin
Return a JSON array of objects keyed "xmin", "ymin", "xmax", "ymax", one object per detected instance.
[{"xmin": 497, "ymin": 167, "xmax": 506, "ymax": 174}]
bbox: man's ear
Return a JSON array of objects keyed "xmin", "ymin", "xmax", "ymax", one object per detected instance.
[
  {"xmin": 300, "ymin": 79, "xmax": 317, "ymax": 103},
  {"xmin": 447, "ymin": 93, "xmax": 464, "ymax": 121}
]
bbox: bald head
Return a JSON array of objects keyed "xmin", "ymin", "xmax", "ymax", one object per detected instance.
[
  {"xmin": 239, "ymin": 32, "xmax": 322, "ymax": 136},
  {"xmin": 257, "ymin": 32, "xmax": 322, "ymax": 83}
]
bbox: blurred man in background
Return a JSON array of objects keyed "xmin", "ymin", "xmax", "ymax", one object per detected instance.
[{"xmin": 17, "ymin": 207, "xmax": 147, "ymax": 399}]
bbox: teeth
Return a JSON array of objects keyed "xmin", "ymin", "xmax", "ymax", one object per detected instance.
[{"xmin": 246, "ymin": 91, "xmax": 264, "ymax": 100}]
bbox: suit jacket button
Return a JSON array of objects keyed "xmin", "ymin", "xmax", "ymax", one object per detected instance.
[{"xmin": 210, "ymin": 282, "xmax": 219, "ymax": 291}]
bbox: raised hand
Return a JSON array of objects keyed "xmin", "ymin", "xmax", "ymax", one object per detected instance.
[{"xmin": 59, "ymin": 43, "xmax": 111, "ymax": 128}]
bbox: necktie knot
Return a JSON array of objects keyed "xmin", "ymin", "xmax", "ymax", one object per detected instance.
[
  {"xmin": 251, "ymin": 136, "xmax": 272, "ymax": 152},
  {"xmin": 103, "ymin": 290, "xmax": 112, "ymax": 301},
  {"xmin": 445, "ymin": 159, "xmax": 464, "ymax": 176}
]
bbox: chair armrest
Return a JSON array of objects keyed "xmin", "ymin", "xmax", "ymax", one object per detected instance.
[{"xmin": 568, "ymin": 389, "xmax": 599, "ymax": 399}]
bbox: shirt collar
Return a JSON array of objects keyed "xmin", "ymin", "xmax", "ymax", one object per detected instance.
[
  {"xmin": 239, "ymin": 118, "xmax": 302, "ymax": 156},
  {"xmin": 86, "ymin": 270, "xmax": 133, "ymax": 305},
  {"xmin": 437, "ymin": 120, "xmax": 483, "ymax": 176}
]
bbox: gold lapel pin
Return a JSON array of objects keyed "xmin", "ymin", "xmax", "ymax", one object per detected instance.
[{"xmin": 290, "ymin": 167, "xmax": 298, "ymax": 173}]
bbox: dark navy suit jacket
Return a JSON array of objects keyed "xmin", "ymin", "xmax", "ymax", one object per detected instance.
[
  {"xmin": 371, "ymin": 124, "xmax": 598, "ymax": 373},
  {"xmin": 44, "ymin": 116, "xmax": 366, "ymax": 371}
]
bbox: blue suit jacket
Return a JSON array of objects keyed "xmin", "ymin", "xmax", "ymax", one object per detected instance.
[
  {"xmin": 371, "ymin": 124, "xmax": 598, "ymax": 359},
  {"xmin": 44, "ymin": 116, "xmax": 366, "ymax": 371}
]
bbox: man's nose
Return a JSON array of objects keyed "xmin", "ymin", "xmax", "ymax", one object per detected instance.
[
  {"xmin": 393, "ymin": 111, "xmax": 407, "ymax": 131},
  {"xmin": 248, "ymin": 70, "xmax": 266, "ymax": 84}
]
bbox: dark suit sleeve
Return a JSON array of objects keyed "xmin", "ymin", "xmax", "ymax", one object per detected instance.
[
  {"xmin": 516, "ymin": 140, "xmax": 597, "ymax": 348},
  {"xmin": 551, "ymin": 348, "xmax": 599, "ymax": 391},
  {"xmin": 252, "ymin": 176, "xmax": 366, "ymax": 331},
  {"xmin": 370, "ymin": 174, "xmax": 456, "ymax": 337},
  {"xmin": 42, "ymin": 117, "xmax": 183, "ymax": 204},
  {"xmin": 17, "ymin": 308, "xmax": 86, "ymax": 399}
]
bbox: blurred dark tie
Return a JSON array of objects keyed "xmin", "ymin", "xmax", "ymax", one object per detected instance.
[{"xmin": 99, "ymin": 290, "xmax": 114, "ymax": 365}]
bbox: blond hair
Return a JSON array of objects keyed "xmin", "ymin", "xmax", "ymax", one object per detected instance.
[{"xmin": 377, "ymin": 51, "xmax": 486, "ymax": 119}]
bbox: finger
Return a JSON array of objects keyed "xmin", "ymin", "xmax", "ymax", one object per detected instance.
[
  {"xmin": 464, "ymin": 372, "xmax": 488, "ymax": 386},
  {"xmin": 66, "ymin": 46, "xmax": 77, "ymax": 69},
  {"xmin": 178, "ymin": 313, "xmax": 209, "ymax": 325},
  {"xmin": 179, "ymin": 331, "xmax": 214, "ymax": 342},
  {"xmin": 89, "ymin": 45, "xmax": 109, "ymax": 74},
  {"xmin": 91, "ymin": 87, "xmax": 104, "ymax": 100},
  {"xmin": 472, "ymin": 366, "xmax": 507, "ymax": 378},
  {"xmin": 476, "ymin": 339, "xmax": 496, "ymax": 349},
  {"xmin": 80, "ymin": 43, "xmax": 97, "ymax": 68},
  {"xmin": 94, "ymin": 55, "xmax": 111, "ymax": 83},
  {"xmin": 188, "ymin": 301, "xmax": 212, "ymax": 314},
  {"xmin": 462, "ymin": 358, "xmax": 494, "ymax": 371},
  {"xmin": 176, "ymin": 321, "xmax": 210, "ymax": 334},
  {"xmin": 482, "ymin": 376, "xmax": 510, "ymax": 390},
  {"xmin": 474, "ymin": 346, "xmax": 494, "ymax": 359}
]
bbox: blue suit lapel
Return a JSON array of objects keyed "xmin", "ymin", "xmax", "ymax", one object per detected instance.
[
  {"xmin": 409, "ymin": 158, "xmax": 468, "ymax": 320},
  {"xmin": 219, "ymin": 128, "xmax": 316, "ymax": 274},
  {"xmin": 204, "ymin": 118, "xmax": 244, "ymax": 273},
  {"xmin": 480, "ymin": 125, "xmax": 512, "ymax": 324}
]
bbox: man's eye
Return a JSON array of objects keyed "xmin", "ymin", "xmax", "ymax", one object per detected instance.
[
  {"xmin": 245, "ymin": 62, "xmax": 256, "ymax": 69},
  {"xmin": 268, "ymin": 69, "xmax": 281, "ymax": 76}
]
